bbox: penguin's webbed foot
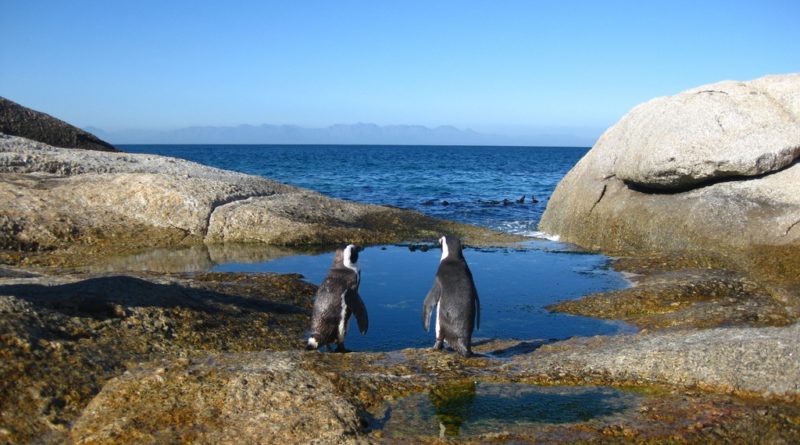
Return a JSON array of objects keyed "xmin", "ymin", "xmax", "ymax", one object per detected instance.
[
  {"xmin": 454, "ymin": 338, "xmax": 473, "ymax": 357},
  {"xmin": 335, "ymin": 344, "xmax": 350, "ymax": 353},
  {"xmin": 432, "ymin": 340, "xmax": 444, "ymax": 351}
]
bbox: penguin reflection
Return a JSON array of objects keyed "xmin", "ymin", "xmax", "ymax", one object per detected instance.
[
  {"xmin": 306, "ymin": 244, "xmax": 368, "ymax": 352},
  {"xmin": 429, "ymin": 380, "xmax": 477, "ymax": 437},
  {"xmin": 422, "ymin": 236, "xmax": 480, "ymax": 357}
]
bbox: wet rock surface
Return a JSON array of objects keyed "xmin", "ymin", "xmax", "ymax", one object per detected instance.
[
  {"xmin": 1, "ymin": 265, "xmax": 799, "ymax": 444},
  {"xmin": 0, "ymin": 271, "xmax": 315, "ymax": 444},
  {"xmin": 70, "ymin": 352, "xmax": 363, "ymax": 445},
  {"xmin": 551, "ymin": 265, "xmax": 798, "ymax": 331}
]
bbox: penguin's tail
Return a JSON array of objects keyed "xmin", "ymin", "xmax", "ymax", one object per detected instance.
[{"xmin": 306, "ymin": 335, "xmax": 321, "ymax": 351}]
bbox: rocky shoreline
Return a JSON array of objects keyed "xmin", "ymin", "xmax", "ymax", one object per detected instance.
[{"xmin": 3, "ymin": 77, "xmax": 800, "ymax": 444}]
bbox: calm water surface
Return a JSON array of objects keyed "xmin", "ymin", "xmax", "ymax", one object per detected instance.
[
  {"xmin": 212, "ymin": 242, "xmax": 631, "ymax": 351},
  {"xmin": 379, "ymin": 382, "xmax": 642, "ymax": 439}
]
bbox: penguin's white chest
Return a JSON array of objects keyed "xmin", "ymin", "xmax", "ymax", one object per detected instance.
[{"xmin": 338, "ymin": 291, "xmax": 348, "ymax": 342}]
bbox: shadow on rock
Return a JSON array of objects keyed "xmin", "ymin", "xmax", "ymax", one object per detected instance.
[
  {"xmin": 0, "ymin": 272, "xmax": 316, "ymax": 444},
  {"xmin": 0, "ymin": 275, "xmax": 306, "ymax": 323}
]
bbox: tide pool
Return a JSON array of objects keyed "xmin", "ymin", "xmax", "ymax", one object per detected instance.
[{"xmin": 212, "ymin": 242, "xmax": 632, "ymax": 352}]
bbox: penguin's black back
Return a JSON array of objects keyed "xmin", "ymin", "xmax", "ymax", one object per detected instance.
[{"xmin": 436, "ymin": 256, "xmax": 479, "ymax": 339}]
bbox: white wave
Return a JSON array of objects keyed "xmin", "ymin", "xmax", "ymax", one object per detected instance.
[{"xmin": 522, "ymin": 230, "xmax": 561, "ymax": 241}]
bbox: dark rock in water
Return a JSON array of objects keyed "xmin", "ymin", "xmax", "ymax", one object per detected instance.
[
  {"xmin": 516, "ymin": 195, "xmax": 525, "ymax": 204},
  {"xmin": 406, "ymin": 243, "xmax": 434, "ymax": 252},
  {"xmin": 530, "ymin": 195, "xmax": 539, "ymax": 204},
  {"xmin": 0, "ymin": 96, "xmax": 118, "ymax": 152},
  {"xmin": 421, "ymin": 199, "xmax": 437, "ymax": 206},
  {"xmin": 503, "ymin": 199, "xmax": 512, "ymax": 206},
  {"xmin": 441, "ymin": 200, "xmax": 450, "ymax": 206}
]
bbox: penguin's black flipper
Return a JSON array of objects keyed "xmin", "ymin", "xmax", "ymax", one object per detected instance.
[
  {"xmin": 346, "ymin": 290, "xmax": 369, "ymax": 335},
  {"xmin": 422, "ymin": 279, "xmax": 442, "ymax": 332},
  {"xmin": 474, "ymin": 291, "xmax": 480, "ymax": 331}
]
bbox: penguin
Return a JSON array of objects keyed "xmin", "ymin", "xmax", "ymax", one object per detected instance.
[
  {"xmin": 422, "ymin": 236, "xmax": 480, "ymax": 357},
  {"xmin": 306, "ymin": 244, "xmax": 368, "ymax": 352}
]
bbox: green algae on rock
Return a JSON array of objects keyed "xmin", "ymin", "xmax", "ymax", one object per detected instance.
[{"xmin": 0, "ymin": 272, "xmax": 315, "ymax": 444}]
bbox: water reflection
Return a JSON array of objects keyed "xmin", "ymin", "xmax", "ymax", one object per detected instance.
[
  {"xmin": 82, "ymin": 243, "xmax": 321, "ymax": 273},
  {"xmin": 384, "ymin": 382, "xmax": 641, "ymax": 438},
  {"xmin": 429, "ymin": 381, "xmax": 477, "ymax": 437},
  {"xmin": 82, "ymin": 242, "xmax": 633, "ymax": 351}
]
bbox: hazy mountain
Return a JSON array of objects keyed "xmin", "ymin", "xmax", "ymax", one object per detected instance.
[{"xmin": 85, "ymin": 123, "xmax": 597, "ymax": 147}]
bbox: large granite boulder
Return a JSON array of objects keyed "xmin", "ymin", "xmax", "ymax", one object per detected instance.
[
  {"xmin": 539, "ymin": 74, "xmax": 800, "ymax": 261},
  {"xmin": 0, "ymin": 134, "xmax": 512, "ymax": 255},
  {"xmin": 0, "ymin": 97, "xmax": 118, "ymax": 152}
]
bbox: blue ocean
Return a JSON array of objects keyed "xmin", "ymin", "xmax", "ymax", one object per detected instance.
[
  {"xmin": 120, "ymin": 145, "xmax": 631, "ymax": 351},
  {"xmin": 122, "ymin": 144, "xmax": 586, "ymax": 235}
]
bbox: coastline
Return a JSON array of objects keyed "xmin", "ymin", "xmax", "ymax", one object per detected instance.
[{"xmin": 2, "ymin": 103, "xmax": 799, "ymax": 441}]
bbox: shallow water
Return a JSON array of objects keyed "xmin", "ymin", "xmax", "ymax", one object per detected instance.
[
  {"xmin": 377, "ymin": 382, "xmax": 642, "ymax": 439},
  {"xmin": 211, "ymin": 242, "xmax": 632, "ymax": 351}
]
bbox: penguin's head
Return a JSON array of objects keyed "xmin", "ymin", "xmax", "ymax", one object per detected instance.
[
  {"xmin": 343, "ymin": 244, "xmax": 361, "ymax": 265},
  {"xmin": 438, "ymin": 236, "xmax": 464, "ymax": 261}
]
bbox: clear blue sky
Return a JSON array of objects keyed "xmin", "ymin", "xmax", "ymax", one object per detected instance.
[{"xmin": 1, "ymin": 0, "xmax": 798, "ymax": 139}]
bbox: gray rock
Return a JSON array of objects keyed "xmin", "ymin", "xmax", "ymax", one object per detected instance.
[
  {"xmin": 0, "ymin": 97, "xmax": 118, "ymax": 152},
  {"xmin": 516, "ymin": 323, "xmax": 800, "ymax": 398},
  {"xmin": 611, "ymin": 74, "xmax": 800, "ymax": 190},
  {"xmin": 539, "ymin": 74, "xmax": 800, "ymax": 257}
]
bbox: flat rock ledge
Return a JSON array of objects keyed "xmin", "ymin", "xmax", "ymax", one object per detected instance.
[
  {"xmin": 0, "ymin": 134, "xmax": 517, "ymax": 260},
  {"xmin": 512, "ymin": 323, "xmax": 800, "ymax": 400}
]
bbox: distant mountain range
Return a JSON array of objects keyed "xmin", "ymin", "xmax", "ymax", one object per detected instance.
[{"xmin": 85, "ymin": 123, "xmax": 598, "ymax": 147}]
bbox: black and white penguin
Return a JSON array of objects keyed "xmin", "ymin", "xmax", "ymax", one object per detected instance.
[
  {"xmin": 306, "ymin": 244, "xmax": 368, "ymax": 352},
  {"xmin": 422, "ymin": 236, "xmax": 480, "ymax": 357}
]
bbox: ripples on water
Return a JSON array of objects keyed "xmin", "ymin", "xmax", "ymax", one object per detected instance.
[{"xmin": 121, "ymin": 144, "xmax": 587, "ymax": 234}]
